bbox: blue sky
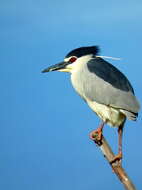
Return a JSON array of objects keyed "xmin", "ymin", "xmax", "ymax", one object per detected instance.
[{"xmin": 1, "ymin": 0, "xmax": 142, "ymax": 189}]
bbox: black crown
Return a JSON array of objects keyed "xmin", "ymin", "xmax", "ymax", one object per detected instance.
[{"xmin": 66, "ymin": 46, "xmax": 99, "ymax": 58}]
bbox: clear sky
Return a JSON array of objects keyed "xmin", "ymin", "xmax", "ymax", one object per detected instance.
[{"xmin": 1, "ymin": 0, "xmax": 142, "ymax": 189}]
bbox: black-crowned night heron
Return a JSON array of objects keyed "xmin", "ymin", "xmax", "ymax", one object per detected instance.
[{"xmin": 42, "ymin": 46, "xmax": 140, "ymax": 163}]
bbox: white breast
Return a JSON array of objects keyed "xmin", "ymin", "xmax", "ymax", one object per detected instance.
[
  {"xmin": 70, "ymin": 55, "xmax": 92, "ymax": 99},
  {"xmin": 87, "ymin": 100, "xmax": 126, "ymax": 127},
  {"xmin": 69, "ymin": 55, "xmax": 126, "ymax": 127}
]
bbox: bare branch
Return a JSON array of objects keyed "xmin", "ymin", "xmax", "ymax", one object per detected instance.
[{"xmin": 92, "ymin": 134, "xmax": 136, "ymax": 190}]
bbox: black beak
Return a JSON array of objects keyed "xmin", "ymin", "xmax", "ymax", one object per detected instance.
[{"xmin": 41, "ymin": 61, "xmax": 67, "ymax": 73}]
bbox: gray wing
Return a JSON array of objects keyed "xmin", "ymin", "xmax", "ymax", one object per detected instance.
[{"xmin": 85, "ymin": 58, "xmax": 140, "ymax": 113}]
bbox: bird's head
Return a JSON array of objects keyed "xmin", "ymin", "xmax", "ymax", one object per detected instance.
[{"xmin": 42, "ymin": 46, "xmax": 99, "ymax": 73}]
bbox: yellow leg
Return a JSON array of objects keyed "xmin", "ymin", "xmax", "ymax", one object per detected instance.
[{"xmin": 110, "ymin": 125, "xmax": 123, "ymax": 164}]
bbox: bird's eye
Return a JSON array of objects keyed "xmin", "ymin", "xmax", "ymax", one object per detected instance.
[{"xmin": 69, "ymin": 56, "xmax": 77, "ymax": 63}]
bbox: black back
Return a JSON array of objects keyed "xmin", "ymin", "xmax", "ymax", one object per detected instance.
[{"xmin": 87, "ymin": 57, "xmax": 134, "ymax": 93}]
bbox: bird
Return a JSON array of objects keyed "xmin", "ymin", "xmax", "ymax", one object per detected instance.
[{"xmin": 42, "ymin": 46, "xmax": 140, "ymax": 163}]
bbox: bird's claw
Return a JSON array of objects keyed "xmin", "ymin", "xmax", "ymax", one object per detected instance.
[
  {"xmin": 110, "ymin": 152, "xmax": 122, "ymax": 165},
  {"xmin": 89, "ymin": 128, "xmax": 103, "ymax": 145}
]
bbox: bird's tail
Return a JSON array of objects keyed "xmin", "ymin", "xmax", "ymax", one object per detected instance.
[{"xmin": 120, "ymin": 109, "xmax": 138, "ymax": 121}]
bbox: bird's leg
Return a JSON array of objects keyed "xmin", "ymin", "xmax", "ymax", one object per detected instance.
[
  {"xmin": 89, "ymin": 122, "xmax": 105, "ymax": 142},
  {"xmin": 110, "ymin": 125, "xmax": 123, "ymax": 164}
]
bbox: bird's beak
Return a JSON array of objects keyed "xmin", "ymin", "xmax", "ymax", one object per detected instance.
[{"xmin": 41, "ymin": 61, "xmax": 68, "ymax": 73}]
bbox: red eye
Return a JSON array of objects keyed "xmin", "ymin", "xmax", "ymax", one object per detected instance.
[{"xmin": 69, "ymin": 56, "xmax": 77, "ymax": 63}]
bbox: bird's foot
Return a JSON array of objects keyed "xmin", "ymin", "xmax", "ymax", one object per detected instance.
[
  {"xmin": 110, "ymin": 152, "xmax": 122, "ymax": 165},
  {"xmin": 89, "ymin": 127, "xmax": 103, "ymax": 144}
]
